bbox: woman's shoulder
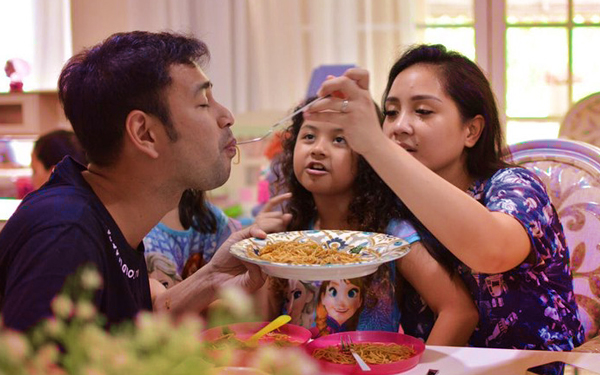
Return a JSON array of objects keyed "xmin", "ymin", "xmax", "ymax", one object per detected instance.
[{"xmin": 474, "ymin": 167, "xmax": 549, "ymax": 201}]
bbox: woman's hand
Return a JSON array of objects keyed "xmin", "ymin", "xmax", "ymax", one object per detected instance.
[
  {"xmin": 304, "ymin": 68, "xmax": 387, "ymax": 155},
  {"xmin": 254, "ymin": 192, "xmax": 292, "ymax": 234}
]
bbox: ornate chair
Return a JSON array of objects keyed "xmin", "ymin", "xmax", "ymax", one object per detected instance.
[
  {"xmin": 509, "ymin": 139, "xmax": 600, "ymax": 342},
  {"xmin": 559, "ymin": 92, "xmax": 600, "ymax": 148}
]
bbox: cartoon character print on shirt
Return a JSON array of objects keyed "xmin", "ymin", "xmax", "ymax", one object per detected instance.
[
  {"xmin": 145, "ymin": 252, "xmax": 182, "ymax": 289},
  {"xmin": 315, "ymin": 277, "xmax": 365, "ymax": 337},
  {"xmin": 282, "ymin": 280, "xmax": 318, "ymax": 328}
]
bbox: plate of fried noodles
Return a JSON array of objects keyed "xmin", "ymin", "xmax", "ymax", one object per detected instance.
[
  {"xmin": 230, "ymin": 230, "xmax": 411, "ymax": 281},
  {"xmin": 305, "ymin": 331, "xmax": 425, "ymax": 374},
  {"xmin": 202, "ymin": 321, "xmax": 312, "ymax": 367}
]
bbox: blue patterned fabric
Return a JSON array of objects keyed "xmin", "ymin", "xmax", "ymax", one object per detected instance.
[
  {"xmin": 269, "ymin": 219, "xmax": 420, "ymax": 338},
  {"xmin": 402, "ymin": 167, "xmax": 585, "ymax": 350},
  {"xmin": 143, "ymin": 203, "xmax": 240, "ymax": 278}
]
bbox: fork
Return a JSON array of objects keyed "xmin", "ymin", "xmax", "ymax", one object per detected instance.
[
  {"xmin": 341, "ymin": 335, "xmax": 371, "ymax": 372},
  {"xmin": 236, "ymin": 96, "xmax": 329, "ymax": 145}
]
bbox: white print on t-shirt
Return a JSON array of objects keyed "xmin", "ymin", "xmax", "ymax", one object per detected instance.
[{"xmin": 107, "ymin": 229, "xmax": 140, "ymax": 279}]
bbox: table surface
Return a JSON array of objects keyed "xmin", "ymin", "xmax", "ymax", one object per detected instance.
[{"xmin": 398, "ymin": 345, "xmax": 600, "ymax": 375}]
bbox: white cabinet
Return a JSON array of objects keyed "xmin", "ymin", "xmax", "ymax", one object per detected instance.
[{"xmin": 0, "ymin": 92, "xmax": 69, "ymax": 135}]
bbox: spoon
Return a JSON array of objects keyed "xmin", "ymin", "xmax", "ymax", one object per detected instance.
[{"xmin": 246, "ymin": 315, "xmax": 292, "ymax": 343}]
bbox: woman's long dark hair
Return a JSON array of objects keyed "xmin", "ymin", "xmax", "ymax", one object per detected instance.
[
  {"xmin": 272, "ymin": 97, "xmax": 401, "ymax": 233},
  {"xmin": 178, "ymin": 189, "xmax": 217, "ymax": 233}
]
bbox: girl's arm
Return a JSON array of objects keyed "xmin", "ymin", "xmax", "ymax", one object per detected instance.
[{"xmin": 397, "ymin": 242, "xmax": 479, "ymax": 346}]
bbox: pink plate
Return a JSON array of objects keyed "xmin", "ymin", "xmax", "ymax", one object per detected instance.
[
  {"xmin": 202, "ymin": 321, "xmax": 312, "ymax": 346},
  {"xmin": 305, "ymin": 331, "xmax": 425, "ymax": 375}
]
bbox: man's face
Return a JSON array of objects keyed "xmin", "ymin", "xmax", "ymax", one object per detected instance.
[{"xmin": 164, "ymin": 64, "xmax": 236, "ymax": 191}]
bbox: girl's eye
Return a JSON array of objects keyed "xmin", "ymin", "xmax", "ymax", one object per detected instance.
[
  {"xmin": 301, "ymin": 133, "xmax": 315, "ymax": 141},
  {"xmin": 293, "ymin": 290, "xmax": 303, "ymax": 299},
  {"xmin": 333, "ymin": 136, "xmax": 346, "ymax": 144},
  {"xmin": 198, "ymin": 103, "xmax": 210, "ymax": 108},
  {"xmin": 416, "ymin": 108, "xmax": 433, "ymax": 115},
  {"xmin": 347, "ymin": 288, "xmax": 359, "ymax": 298}
]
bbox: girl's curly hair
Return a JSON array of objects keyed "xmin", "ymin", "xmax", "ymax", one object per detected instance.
[{"xmin": 272, "ymin": 97, "xmax": 402, "ymax": 233}]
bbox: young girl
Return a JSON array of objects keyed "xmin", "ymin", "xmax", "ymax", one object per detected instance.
[
  {"xmin": 264, "ymin": 97, "xmax": 478, "ymax": 345},
  {"xmin": 306, "ymin": 44, "xmax": 585, "ymax": 350},
  {"xmin": 143, "ymin": 189, "xmax": 241, "ymax": 289}
]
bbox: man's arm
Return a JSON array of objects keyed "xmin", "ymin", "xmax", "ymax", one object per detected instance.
[{"xmin": 152, "ymin": 225, "xmax": 268, "ymax": 315}]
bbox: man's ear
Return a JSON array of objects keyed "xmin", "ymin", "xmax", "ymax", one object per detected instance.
[
  {"xmin": 465, "ymin": 114, "xmax": 485, "ymax": 148},
  {"xmin": 125, "ymin": 110, "xmax": 160, "ymax": 159}
]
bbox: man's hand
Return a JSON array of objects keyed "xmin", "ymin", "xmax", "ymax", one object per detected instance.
[{"xmin": 205, "ymin": 225, "xmax": 270, "ymax": 295}]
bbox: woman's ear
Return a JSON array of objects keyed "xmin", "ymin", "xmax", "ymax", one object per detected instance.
[
  {"xmin": 125, "ymin": 110, "xmax": 160, "ymax": 159},
  {"xmin": 465, "ymin": 115, "xmax": 485, "ymax": 148}
]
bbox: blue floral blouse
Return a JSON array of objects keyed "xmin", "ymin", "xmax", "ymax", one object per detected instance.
[{"xmin": 402, "ymin": 167, "xmax": 585, "ymax": 350}]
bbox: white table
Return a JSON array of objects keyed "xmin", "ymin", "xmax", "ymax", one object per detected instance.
[{"xmin": 400, "ymin": 345, "xmax": 600, "ymax": 375}]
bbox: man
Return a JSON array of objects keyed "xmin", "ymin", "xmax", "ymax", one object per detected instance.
[{"xmin": 0, "ymin": 31, "xmax": 288, "ymax": 331}]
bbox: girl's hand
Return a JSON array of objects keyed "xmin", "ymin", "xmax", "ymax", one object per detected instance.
[
  {"xmin": 254, "ymin": 192, "xmax": 293, "ymax": 234},
  {"xmin": 304, "ymin": 68, "xmax": 387, "ymax": 155}
]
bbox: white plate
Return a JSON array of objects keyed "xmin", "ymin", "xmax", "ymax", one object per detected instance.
[{"xmin": 230, "ymin": 230, "xmax": 411, "ymax": 281}]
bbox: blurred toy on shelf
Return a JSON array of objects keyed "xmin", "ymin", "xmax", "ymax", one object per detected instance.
[{"xmin": 4, "ymin": 58, "xmax": 31, "ymax": 93}]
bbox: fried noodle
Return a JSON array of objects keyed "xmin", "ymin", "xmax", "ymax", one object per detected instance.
[
  {"xmin": 313, "ymin": 342, "xmax": 415, "ymax": 365},
  {"xmin": 252, "ymin": 240, "xmax": 371, "ymax": 265}
]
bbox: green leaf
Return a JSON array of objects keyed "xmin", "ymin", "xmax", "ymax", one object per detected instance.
[{"xmin": 349, "ymin": 245, "xmax": 365, "ymax": 254}]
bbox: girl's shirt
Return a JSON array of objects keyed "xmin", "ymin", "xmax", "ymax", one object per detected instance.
[
  {"xmin": 143, "ymin": 203, "xmax": 241, "ymax": 282},
  {"xmin": 268, "ymin": 220, "xmax": 420, "ymax": 338},
  {"xmin": 402, "ymin": 167, "xmax": 585, "ymax": 350}
]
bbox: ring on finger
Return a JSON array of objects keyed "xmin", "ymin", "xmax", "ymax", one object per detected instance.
[{"xmin": 340, "ymin": 99, "xmax": 349, "ymax": 113}]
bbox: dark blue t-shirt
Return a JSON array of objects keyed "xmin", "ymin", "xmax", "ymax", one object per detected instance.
[{"xmin": 0, "ymin": 157, "xmax": 151, "ymax": 331}]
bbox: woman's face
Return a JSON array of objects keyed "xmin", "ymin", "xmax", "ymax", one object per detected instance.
[
  {"xmin": 292, "ymin": 120, "xmax": 358, "ymax": 198},
  {"xmin": 382, "ymin": 63, "xmax": 472, "ymax": 182},
  {"xmin": 321, "ymin": 279, "xmax": 362, "ymax": 325},
  {"xmin": 31, "ymin": 152, "xmax": 51, "ymax": 190}
]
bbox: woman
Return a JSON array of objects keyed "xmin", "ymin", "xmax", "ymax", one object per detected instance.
[
  {"xmin": 31, "ymin": 129, "xmax": 86, "ymax": 189},
  {"xmin": 305, "ymin": 44, "xmax": 584, "ymax": 350}
]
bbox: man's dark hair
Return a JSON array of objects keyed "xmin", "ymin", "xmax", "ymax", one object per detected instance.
[{"xmin": 58, "ymin": 31, "xmax": 210, "ymax": 166}]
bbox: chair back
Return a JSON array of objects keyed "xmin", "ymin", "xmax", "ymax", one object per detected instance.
[
  {"xmin": 559, "ymin": 92, "xmax": 600, "ymax": 148},
  {"xmin": 508, "ymin": 139, "xmax": 600, "ymax": 341}
]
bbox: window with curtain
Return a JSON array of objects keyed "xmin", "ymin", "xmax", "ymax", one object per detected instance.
[
  {"xmin": 0, "ymin": 0, "xmax": 72, "ymax": 93},
  {"xmin": 505, "ymin": 0, "xmax": 600, "ymax": 144}
]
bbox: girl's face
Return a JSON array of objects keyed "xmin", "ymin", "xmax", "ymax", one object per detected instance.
[
  {"xmin": 382, "ymin": 64, "xmax": 472, "ymax": 182},
  {"xmin": 321, "ymin": 279, "xmax": 362, "ymax": 325},
  {"xmin": 31, "ymin": 152, "xmax": 51, "ymax": 190},
  {"xmin": 293, "ymin": 120, "xmax": 358, "ymax": 197}
]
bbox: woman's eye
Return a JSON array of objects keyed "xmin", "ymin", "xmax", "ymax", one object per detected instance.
[
  {"xmin": 416, "ymin": 109, "xmax": 433, "ymax": 115},
  {"xmin": 198, "ymin": 103, "xmax": 210, "ymax": 108},
  {"xmin": 383, "ymin": 110, "xmax": 398, "ymax": 118}
]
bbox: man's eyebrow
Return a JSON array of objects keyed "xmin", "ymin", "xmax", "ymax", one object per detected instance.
[{"xmin": 193, "ymin": 81, "xmax": 213, "ymax": 96}]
